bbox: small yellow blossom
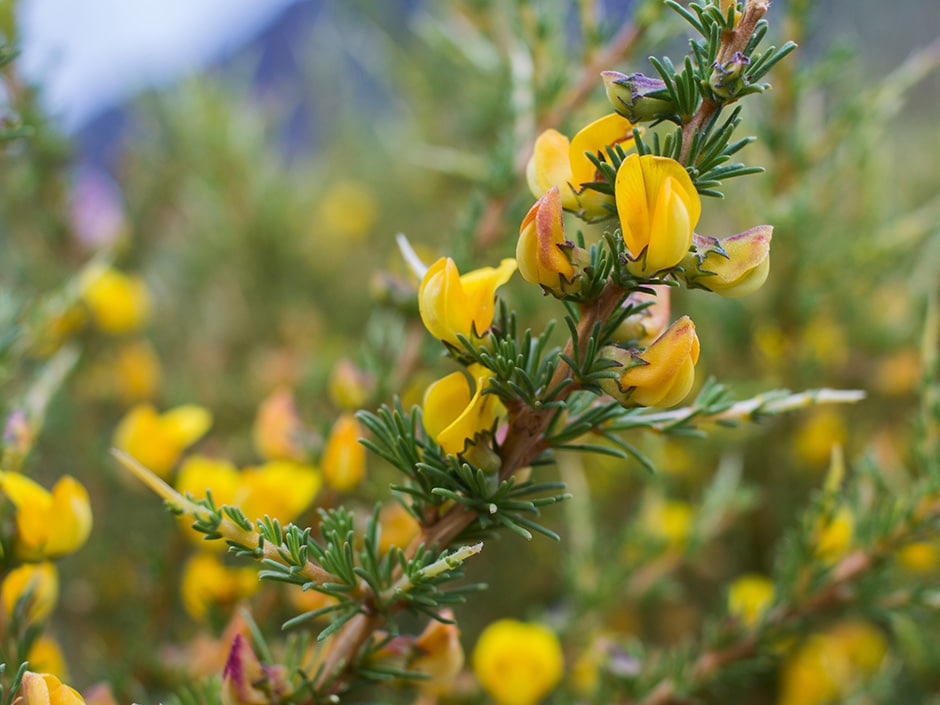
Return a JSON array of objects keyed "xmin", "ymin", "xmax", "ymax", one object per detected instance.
[
  {"xmin": 328, "ymin": 358, "xmax": 374, "ymax": 410},
  {"xmin": 814, "ymin": 506, "xmax": 854, "ymax": 562},
  {"xmin": 2, "ymin": 562, "xmax": 59, "ymax": 624},
  {"xmin": 795, "ymin": 409, "xmax": 847, "ymax": 468},
  {"xmin": 317, "ymin": 179, "xmax": 378, "ymax": 243},
  {"xmin": 601, "ymin": 316, "xmax": 700, "ymax": 408},
  {"xmin": 321, "ymin": 413, "xmax": 366, "ymax": 492},
  {"xmin": 21, "ymin": 672, "xmax": 85, "ymax": 705},
  {"xmin": 644, "ymin": 498, "xmax": 694, "ymax": 550},
  {"xmin": 472, "ymin": 619, "xmax": 564, "ymax": 705},
  {"xmin": 80, "ymin": 265, "xmax": 151, "ymax": 334},
  {"xmin": 378, "ymin": 501, "xmax": 422, "ymax": 554},
  {"xmin": 181, "ymin": 553, "xmax": 259, "ymax": 621},
  {"xmin": 527, "ymin": 113, "xmax": 636, "ymax": 219},
  {"xmin": 112, "ymin": 340, "xmax": 162, "ymax": 402},
  {"xmin": 113, "ymin": 403, "xmax": 212, "ymax": 478},
  {"xmin": 27, "ymin": 636, "xmax": 67, "ymax": 679},
  {"xmin": 0, "ymin": 472, "xmax": 92, "ymax": 560},
  {"xmin": 237, "ymin": 460, "xmax": 321, "ymax": 523},
  {"xmin": 253, "ymin": 388, "xmax": 305, "ymax": 462},
  {"xmin": 897, "ymin": 541, "xmax": 938, "ymax": 573},
  {"xmin": 727, "ymin": 574, "xmax": 775, "ymax": 627},
  {"xmin": 615, "ymin": 154, "xmax": 700, "ymax": 276},
  {"xmin": 418, "ymin": 257, "xmax": 516, "ymax": 347},
  {"xmin": 516, "ymin": 187, "xmax": 582, "ymax": 296},
  {"xmin": 423, "ymin": 364, "xmax": 504, "ymax": 456}
]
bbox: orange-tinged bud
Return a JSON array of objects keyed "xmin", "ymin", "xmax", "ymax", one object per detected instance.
[
  {"xmin": 683, "ymin": 226, "xmax": 772, "ymax": 297},
  {"xmin": 418, "ymin": 257, "xmax": 516, "ymax": 347},
  {"xmin": 423, "ymin": 364, "xmax": 504, "ymax": 456},
  {"xmin": 526, "ymin": 113, "xmax": 637, "ymax": 220},
  {"xmin": 21, "ymin": 672, "xmax": 85, "ymax": 705},
  {"xmin": 321, "ymin": 413, "xmax": 366, "ymax": 492},
  {"xmin": 615, "ymin": 154, "xmax": 700, "ymax": 275},
  {"xmin": 2, "ymin": 562, "xmax": 59, "ymax": 624},
  {"xmin": 253, "ymin": 388, "xmax": 305, "ymax": 462},
  {"xmin": 601, "ymin": 316, "xmax": 700, "ymax": 408},
  {"xmin": 516, "ymin": 188, "xmax": 584, "ymax": 296},
  {"xmin": 411, "ymin": 610, "xmax": 465, "ymax": 691}
]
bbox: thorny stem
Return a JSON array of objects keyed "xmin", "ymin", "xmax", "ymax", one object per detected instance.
[
  {"xmin": 678, "ymin": 0, "xmax": 770, "ymax": 165},
  {"xmin": 632, "ymin": 495, "xmax": 940, "ymax": 705}
]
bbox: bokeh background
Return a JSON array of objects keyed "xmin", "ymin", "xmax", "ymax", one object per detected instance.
[{"xmin": 3, "ymin": 0, "xmax": 940, "ymax": 702}]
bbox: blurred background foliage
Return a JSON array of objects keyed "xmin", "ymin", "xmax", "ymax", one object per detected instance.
[{"xmin": 1, "ymin": 0, "xmax": 939, "ymax": 703}]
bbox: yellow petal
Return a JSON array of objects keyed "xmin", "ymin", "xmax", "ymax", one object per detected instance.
[
  {"xmin": 460, "ymin": 258, "xmax": 517, "ymax": 338},
  {"xmin": 526, "ymin": 129, "xmax": 573, "ymax": 204},
  {"xmin": 0, "ymin": 472, "xmax": 53, "ymax": 557},
  {"xmin": 422, "ymin": 370, "xmax": 473, "ymax": 445},
  {"xmin": 646, "ymin": 176, "xmax": 693, "ymax": 272},
  {"xmin": 322, "ymin": 413, "xmax": 367, "ymax": 492},
  {"xmin": 45, "ymin": 476, "xmax": 93, "ymax": 558},
  {"xmin": 2, "ymin": 562, "xmax": 59, "ymax": 624},
  {"xmin": 237, "ymin": 461, "xmax": 321, "ymax": 523},
  {"xmin": 163, "ymin": 405, "xmax": 213, "ymax": 447},
  {"xmin": 568, "ymin": 112, "xmax": 635, "ymax": 187},
  {"xmin": 419, "ymin": 258, "xmax": 470, "ymax": 346},
  {"xmin": 614, "ymin": 153, "xmax": 652, "ymax": 256}
]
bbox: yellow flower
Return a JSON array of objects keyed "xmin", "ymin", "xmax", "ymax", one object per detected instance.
[
  {"xmin": 378, "ymin": 501, "xmax": 421, "ymax": 554},
  {"xmin": 0, "ymin": 472, "xmax": 92, "ymax": 560},
  {"xmin": 2, "ymin": 562, "xmax": 59, "ymax": 624},
  {"xmin": 897, "ymin": 541, "xmax": 938, "ymax": 573},
  {"xmin": 527, "ymin": 113, "xmax": 636, "ymax": 219},
  {"xmin": 795, "ymin": 409, "xmax": 847, "ymax": 468},
  {"xmin": 21, "ymin": 672, "xmax": 85, "ymax": 705},
  {"xmin": 418, "ymin": 257, "xmax": 516, "ymax": 347},
  {"xmin": 472, "ymin": 619, "xmax": 564, "ymax": 705},
  {"xmin": 113, "ymin": 403, "xmax": 212, "ymax": 478},
  {"xmin": 601, "ymin": 315, "xmax": 700, "ymax": 408},
  {"xmin": 615, "ymin": 154, "xmax": 700, "ymax": 275},
  {"xmin": 814, "ymin": 506, "xmax": 854, "ymax": 563},
  {"xmin": 236, "ymin": 460, "xmax": 321, "ymax": 523},
  {"xmin": 321, "ymin": 413, "xmax": 366, "ymax": 492},
  {"xmin": 80, "ymin": 265, "xmax": 151, "ymax": 334},
  {"xmin": 316, "ymin": 179, "xmax": 378, "ymax": 243},
  {"xmin": 111, "ymin": 340, "xmax": 162, "ymax": 402},
  {"xmin": 253, "ymin": 388, "xmax": 305, "ymax": 462},
  {"xmin": 328, "ymin": 358, "xmax": 374, "ymax": 410},
  {"xmin": 423, "ymin": 364, "xmax": 503, "ymax": 456},
  {"xmin": 516, "ymin": 187, "xmax": 583, "ymax": 296},
  {"xmin": 411, "ymin": 610, "xmax": 465, "ymax": 692},
  {"xmin": 175, "ymin": 455, "xmax": 241, "ymax": 548},
  {"xmin": 683, "ymin": 226, "xmax": 773, "ymax": 297},
  {"xmin": 26, "ymin": 636, "xmax": 67, "ymax": 679},
  {"xmin": 727, "ymin": 574, "xmax": 775, "ymax": 627},
  {"xmin": 644, "ymin": 498, "xmax": 694, "ymax": 550},
  {"xmin": 181, "ymin": 553, "xmax": 259, "ymax": 621}
]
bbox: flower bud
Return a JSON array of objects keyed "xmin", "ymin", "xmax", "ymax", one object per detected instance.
[
  {"xmin": 411, "ymin": 610, "xmax": 465, "ymax": 691},
  {"xmin": 601, "ymin": 71, "xmax": 676, "ymax": 122},
  {"xmin": 600, "ymin": 315, "xmax": 700, "ymax": 408},
  {"xmin": 615, "ymin": 154, "xmax": 700, "ymax": 276},
  {"xmin": 321, "ymin": 413, "xmax": 366, "ymax": 492},
  {"xmin": 682, "ymin": 226, "xmax": 772, "ymax": 297},
  {"xmin": 21, "ymin": 672, "xmax": 85, "ymax": 705},
  {"xmin": 253, "ymin": 387, "xmax": 306, "ymax": 462},
  {"xmin": 709, "ymin": 51, "xmax": 750, "ymax": 100},
  {"xmin": 516, "ymin": 188, "xmax": 586, "ymax": 297},
  {"xmin": 221, "ymin": 634, "xmax": 288, "ymax": 705},
  {"xmin": 2, "ymin": 562, "xmax": 59, "ymax": 625}
]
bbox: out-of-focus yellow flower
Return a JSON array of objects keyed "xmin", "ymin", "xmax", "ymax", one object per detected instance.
[
  {"xmin": 800, "ymin": 313, "xmax": 848, "ymax": 370},
  {"xmin": 79, "ymin": 265, "xmax": 151, "ymax": 334},
  {"xmin": 0, "ymin": 472, "xmax": 92, "ymax": 560},
  {"xmin": 2, "ymin": 562, "xmax": 59, "ymax": 624},
  {"xmin": 411, "ymin": 610, "xmax": 465, "ymax": 692},
  {"xmin": 21, "ymin": 672, "xmax": 85, "ymax": 705},
  {"xmin": 418, "ymin": 257, "xmax": 516, "ymax": 347},
  {"xmin": 516, "ymin": 187, "xmax": 583, "ymax": 296},
  {"xmin": 683, "ymin": 226, "xmax": 773, "ymax": 297},
  {"xmin": 527, "ymin": 113, "xmax": 636, "ymax": 219},
  {"xmin": 615, "ymin": 154, "xmax": 699, "ymax": 276},
  {"xmin": 113, "ymin": 403, "xmax": 212, "ymax": 478},
  {"xmin": 237, "ymin": 460, "xmax": 321, "ymax": 523},
  {"xmin": 644, "ymin": 498, "xmax": 694, "ymax": 550},
  {"xmin": 112, "ymin": 340, "xmax": 162, "ymax": 402},
  {"xmin": 27, "ymin": 636, "xmax": 67, "ymax": 679},
  {"xmin": 472, "ymin": 619, "xmax": 563, "ymax": 705},
  {"xmin": 328, "ymin": 358, "xmax": 374, "ymax": 410},
  {"xmin": 288, "ymin": 584, "xmax": 337, "ymax": 615},
  {"xmin": 220, "ymin": 633, "xmax": 289, "ymax": 705},
  {"xmin": 814, "ymin": 506, "xmax": 854, "ymax": 563},
  {"xmin": 778, "ymin": 621, "xmax": 886, "ymax": 705},
  {"xmin": 795, "ymin": 409, "xmax": 847, "ymax": 468},
  {"xmin": 317, "ymin": 179, "xmax": 378, "ymax": 243},
  {"xmin": 873, "ymin": 348, "xmax": 921, "ymax": 396},
  {"xmin": 253, "ymin": 388, "xmax": 305, "ymax": 462},
  {"xmin": 423, "ymin": 364, "xmax": 503, "ymax": 456},
  {"xmin": 601, "ymin": 316, "xmax": 700, "ymax": 408},
  {"xmin": 181, "ymin": 553, "xmax": 259, "ymax": 621},
  {"xmin": 897, "ymin": 541, "xmax": 938, "ymax": 573},
  {"xmin": 175, "ymin": 455, "xmax": 241, "ymax": 549},
  {"xmin": 378, "ymin": 501, "xmax": 421, "ymax": 554},
  {"xmin": 321, "ymin": 413, "xmax": 366, "ymax": 492},
  {"xmin": 727, "ymin": 574, "xmax": 775, "ymax": 627}
]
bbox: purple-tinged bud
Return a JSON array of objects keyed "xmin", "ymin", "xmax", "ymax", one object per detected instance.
[
  {"xmin": 708, "ymin": 52, "xmax": 750, "ymax": 100},
  {"xmin": 601, "ymin": 71, "xmax": 676, "ymax": 122}
]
